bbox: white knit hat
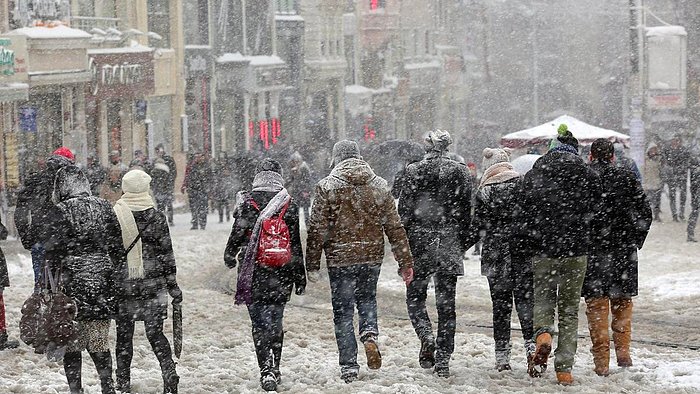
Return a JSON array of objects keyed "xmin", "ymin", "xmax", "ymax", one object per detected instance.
[
  {"xmin": 122, "ymin": 169, "xmax": 152, "ymax": 194},
  {"xmin": 482, "ymin": 148, "xmax": 512, "ymax": 170}
]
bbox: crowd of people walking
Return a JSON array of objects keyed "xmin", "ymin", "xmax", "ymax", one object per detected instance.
[{"xmin": 7, "ymin": 123, "xmax": 700, "ymax": 392}]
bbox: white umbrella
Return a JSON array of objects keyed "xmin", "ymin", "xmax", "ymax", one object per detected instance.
[
  {"xmin": 511, "ymin": 154, "xmax": 541, "ymax": 174},
  {"xmin": 500, "ymin": 115, "xmax": 631, "ymax": 149}
]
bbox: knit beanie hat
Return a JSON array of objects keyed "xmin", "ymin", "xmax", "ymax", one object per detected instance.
[
  {"xmin": 331, "ymin": 140, "xmax": 361, "ymax": 167},
  {"xmin": 591, "ymin": 138, "xmax": 614, "ymax": 162},
  {"xmin": 425, "ymin": 129, "xmax": 453, "ymax": 152},
  {"xmin": 255, "ymin": 158, "xmax": 283, "ymax": 175},
  {"xmin": 122, "ymin": 169, "xmax": 152, "ymax": 194},
  {"xmin": 552, "ymin": 124, "xmax": 579, "ymax": 150},
  {"xmin": 53, "ymin": 146, "xmax": 75, "ymax": 162},
  {"xmin": 482, "ymin": 147, "xmax": 511, "ymax": 170}
]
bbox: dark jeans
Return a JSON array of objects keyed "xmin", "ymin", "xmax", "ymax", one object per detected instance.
[
  {"xmin": 328, "ymin": 263, "xmax": 381, "ymax": 374},
  {"xmin": 155, "ymin": 194, "xmax": 174, "ymax": 224},
  {"xmin": 688, "ymin": 197, "xmax": 700, "ymax": 238},
  {"xmin": 248, "ymin": 303, "xmax": 286, "ymax": 376},
  {"xmin": 646, "ymin": 188, "xmax": 662, "ymax": 218},
  {"xmin": 188, "ymin": 189, "xmax": 208, "ymax": 229},
  {"xmin": 116, "ymin": 317, "xmax": 175, "ymax": 386},
  {"xmin": 487, "ymin": 269, "xmax": 534, "ymax": 357},
  {"xmin": 406, "ymin": 272, "xmax": 457, "ymax": 366},
  {"xmin": 668, "ymin": 175, "xmax": 688, "ymax": 219},
  {"xmin": 31, "ymin": 243, "xmax": 45, "ymax": 292},
  {"xmin": 215, "ymin": 199, "xmax": 231, "ymax": 222}
]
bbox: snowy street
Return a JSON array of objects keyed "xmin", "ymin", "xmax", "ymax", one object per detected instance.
[{"xmin": 1, "ymin": 212, "xmax": 700, "ymax": 393}]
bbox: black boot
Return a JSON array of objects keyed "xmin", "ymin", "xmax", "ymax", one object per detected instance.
[
  {"xmin": 162, "ymin": 361, "xmax": 179, "ymax": 394},
  {"xmin": 64, "ymin": 352, "xmax": 84, "ymax": 394},
  {"xmin": 419, "ymin": 338, "xmax": 436, "ymax": 369},
  {"xmin": 272, "ymin": 332, "xmax": 283, "ymax": 384},
  {"xmin": 90, "ymin": 351, "xmax": 116, "ymax": 394},
  {"xmin": 0, "ymin": 331, "xmax": 19, "ymax": 350}
]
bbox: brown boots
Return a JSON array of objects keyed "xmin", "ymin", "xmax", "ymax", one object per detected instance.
[
  {"xmin": 528, "ymin": 333, "xmax": 552, "ymax": 378},
  {"xmin": 585, "ymin": 297, "xmax": 610, "ymax": 376},
  {"xmin": 585, "ymin": 297, "xmax": 634, "ymax": 376},
  {"xmin": 611, "ymin": 298, "xmax": 633, "ymax": 367}
]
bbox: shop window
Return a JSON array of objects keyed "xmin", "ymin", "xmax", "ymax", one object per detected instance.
[
  {"xmin": 245, "ymin": 1, "xmax": 273, "ymax": 56},
  {"xmin": 369, "ymin": 0, "xmax": 385, "ymax": 10},
  {"xmin": 148, "ymin": 0, "xmax": 171, "ymax": 48},
  {"xmin": 275, "ymin": 0, "xmax": 296, "ymax": 14},
  {"xmin": 183, "ymin": 0, "xmax": 209, "ymax": 45}
]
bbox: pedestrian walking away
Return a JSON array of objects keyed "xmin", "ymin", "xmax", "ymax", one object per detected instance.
[
  {"xmin": 306, "ymin": 140, "xmax": 414, "ymax": 384},
  {"xmin": 43, "ymin": 165, "xmax": 124, "ymax": 394},
  {"xmin": 224, "ymin": 159, "xmax": 306, "ymax": 392},
  {"xmin": 181, "ymin": 152, "xmax": 212, "ymax": 230},
  {"xmin": 518, "ymin": 125, "xmax": 602, "ymax": 385},
  {"xmin": 152, "ymin": 144, "xmax": 178, "ymax": 226},
  {"xmin": 398, "ymin": 130, "xmax": 471, "ymax": 378},
  {"xmin": 584, "ymin": 139, "xmax": 652, "ymax": 377},
  {"xmin": 661, "ymin": 135, "xmax": 692, "ymax": 221},
  {"xmin": 113, "ymin": 170, "xmax": 181, "ymax": 394},
  {"xmin": 686, "ymin": 158, "xmax": 700, "ymax": 242},
  {"xmin": 464, "ymin": 147, "xmax": 534, "ymax": 373},
  {"xmin": 286, "ymin": 152, "xmax": 313, "ymax": 221},
  {"xmin": 643, "ymin": 143, "xmax": 663, "ymax": 222},
  {"xmin": 15, "ymin": 147, "xmax": 76, "ymax": 293}
]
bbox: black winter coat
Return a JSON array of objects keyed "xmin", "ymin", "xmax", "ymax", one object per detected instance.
[
  {"xmin": 662, "ymin": 145, "xmax": 692, "ymax": 178},
  {"xmin": 0, "ymin": 218, "xmax": 9, "ymax": 288},
  {"xmin": 518, "ymin": 150, "xmax": 602, "ymax": 259},
  {"xmin": 583, "ymin": 161, "xmax": 652, "ymax": 299},
  {"xmin": 44, "ymin": 166, "xmax": 124, "ymax": 321},
  {"xmin": 15, "ymin": 155, "xmax": 74, "ymax": 249},
  {"xmin": 398, "ymin": 152, "xmax": 472, "ymax": 277},
  {"xmin": 466, "ymin": 177, "xmax": 527, "ymax": 278},
  {"xmin": 117, "ymin": 209, "xmax": 178, "ymax": 321},
  {"xmin": 184, "ymin": 160, "xmax": 212, "ymax": 192},
  {"xmin": 224, "ymin": 191, "xmax": 306, "ymax": 304}
]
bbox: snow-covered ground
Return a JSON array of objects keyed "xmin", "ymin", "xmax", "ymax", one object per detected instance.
[{"xmin": 1, "ymin": 212, "xmax": 700, "ymax": 393}]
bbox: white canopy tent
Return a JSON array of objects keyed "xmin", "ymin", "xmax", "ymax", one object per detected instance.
[{"xmin": 500, "ymin": 115, "xmax": 631, "ymax": 149}]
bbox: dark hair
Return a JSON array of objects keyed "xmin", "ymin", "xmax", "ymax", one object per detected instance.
[{"xmin": 590, "ymin": 138, "xmax": 614, "ymax": 162}]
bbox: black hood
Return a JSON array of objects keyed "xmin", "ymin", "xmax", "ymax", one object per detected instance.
[
  {"xmin": 52, "ymin": 165, "xmax": 91, "ymax": 203},
  {"xmin": 46, "ymin": 154, "xmax": 75, "ymax": 172}
]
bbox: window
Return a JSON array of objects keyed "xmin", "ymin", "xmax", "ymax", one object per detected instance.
[
  {"xmin": 276, "ymin": 0, "xmax": 296, "ymax": 14},
  {"xmin": 148, "ymin": 0, "xmax": 171, "ymax": 47},
  {"xmin": 369, "ymin": 0, "xmax": 385, "ymax": 11}
]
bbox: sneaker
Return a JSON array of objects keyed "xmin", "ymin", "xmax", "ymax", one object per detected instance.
[
  {"xmin": 341, "ymin": 370, "xmax": 358, "ymax": 383},
  {"xmin": 434, "ymin": 365, "xmax": 450, "ymax": 378},
  {"xmin": 496, "ymin": 363, "xmax": 512, "ymax": 372},
  {"xmin": 688, "ymin": 236, "xmax": 697, "ymax": 243},
  {"xmin": 364, "ymin": 339, "xmax": 382, "ymax": 370},
  {"xmin": 419, "ymin": 340, "xmax": 436, "ymax": 369},
  {"xmin": 260, "ymin": 374, "xmax": 277, "ymax": 391}
]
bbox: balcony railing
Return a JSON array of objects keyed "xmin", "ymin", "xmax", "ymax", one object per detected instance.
[{"xmin": 70, "ymin": 16, "xmax": 121, "ymax": 32}]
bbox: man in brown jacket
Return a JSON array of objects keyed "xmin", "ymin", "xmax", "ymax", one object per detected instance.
[{"xmin": 306, "ymin": 140, "xmax": 414, "ymax": 383}]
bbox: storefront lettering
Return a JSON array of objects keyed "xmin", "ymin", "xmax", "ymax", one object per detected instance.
[
  {"xmin": 0, "ymin": 47, "xmax": 15, "ymax": 76},
  {"xmin": 89, "ymin": 57, "xmax": 145, "ymax": 95}
]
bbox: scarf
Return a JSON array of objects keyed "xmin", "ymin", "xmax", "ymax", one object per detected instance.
[
  {"xmin": 550, "ymin": 144, "xmax": 579, "ymax": 155},
  {"xmin": 235, "ymin": 188, "xmax": 291, "ymax": 305},
  {"xmin": 113, "ymin": 192, "xmax": 155, "ymax": 279},
  {"xmin": 252, "ymin": 171, "xmax": 285, "ymax": 192},
  {"xmin": 480, "ymin": 162, "xmax": 520, "ymax": 188}
]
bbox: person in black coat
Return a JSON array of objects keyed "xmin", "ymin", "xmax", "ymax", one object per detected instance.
[
  {"xmin": 181, "ymin": 152, "xmax": 212, "ymax": 230},
  {"xmin": 15, "ymin": 147, "xmax": 75, "ymax": 292},
  {"xmin": 113, "ymin": 170, "xmax": 181, "ymax": 394},
  {"xmin": 224, "ymin": 159, "xmax": 306, "ymax": 392},
  {"xmin": 465, "ymin": 148, "xmax": 533, "ymax": 372},
  {"xmin": 151, "ymin": 144, "xmax": 178, "ymax": 226},
  {"xmin": 661, "ymin": 135, "xmax": 692, "ymax": 221},
  {"xmin": 686, "ymin": 157, "xmax": 700, "ymax": 242},
  {"xmin": 44, "ymin": 165, "xmax": 124, "ymax": 394},
  {"xmin": 584, "ymin": 139, "xmax": 652, "ymax": 377},
  {"xmin": 398, "ymin": 130, "xmax": 472, "ymax": 377},
  {"xmin": 518, "ymin": 126, "xmax": 602, "ymax": 384},
  {"xmin": 0, "ymin": 217, "xmax": 19, "ymax": 350}
]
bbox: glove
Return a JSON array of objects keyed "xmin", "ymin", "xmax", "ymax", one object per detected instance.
[
  {"xmin": 399, "ymin": 266, "xmax": 414, "ymax": 286},
  {"xmin": 168, "ymin": 284, "xmax": 183, "ymax": 304},
  {"xmin": 307, "ymin": 270, "xmax": 320, "ymax": 283},
  {"xmin": 224, "ymin": 249, "xmax": 241, "ymax": 269}
]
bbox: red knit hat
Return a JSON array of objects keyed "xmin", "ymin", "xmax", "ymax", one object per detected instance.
[{"xmin": 53, "ymin": 147, "xmax": 75, "ymax": 162}]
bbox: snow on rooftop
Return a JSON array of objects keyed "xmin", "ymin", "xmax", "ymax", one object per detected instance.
[
  {"xmin": 275, "ymin": 14, "xmax": 304, "ymax": 22},
  {"xmin": 217, "ymin": 53, "xmax": 284, "ymax": 66},
  {"xmin": 88, "ymin": 44, "xmax": 153, "ymax": 55},
  {"xmin": 404, "ymin": 60, "xmax": 441, "ymax": 70},
  {"xmin": 216, "ymin": 52, "xmax": 246, "ymax": 63},
  {"xmin": 646, "ymin": 25, "xmax": 687, "ymax": 37},
  {"xmin": 345, "ymin": 84, "xmax": 373, "ymax": 95},
  {"xmin": 9, "ymin": 25, "xmax": 92, "ymax": 39}
]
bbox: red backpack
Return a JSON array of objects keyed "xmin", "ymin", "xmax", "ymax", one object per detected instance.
[{"xmin": 250, "ymin": 199, "xmax": 292, "ymax": 268}]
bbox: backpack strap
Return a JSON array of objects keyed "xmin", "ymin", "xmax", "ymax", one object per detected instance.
[
  {"xmin": 278, "ymin": 200, "xmax": 290, "ymax": 219},
  {"xmin": 249, "ymin": 198, "xmax": 261, "ymax": 211}
]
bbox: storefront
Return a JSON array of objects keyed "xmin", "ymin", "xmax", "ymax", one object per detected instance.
[
  {"xmin": 216, "ymin": 54, "xmax": 288, "ymax": 154},
  {"xmin": 0, "ymin": 35, "xmax": 29, "ymax": 198},
  {"xmin": 6, "ymin": 25, "xmax": 91, "ymax": 177},
  {"xmin": 184, "ymin": 45, "xmax": 214, "ymax": 155},
  {"xmin": 86, "ymin": 46, "xmax": 155, "ymax": 165}
]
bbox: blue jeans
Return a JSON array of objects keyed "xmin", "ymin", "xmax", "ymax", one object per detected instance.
[
  {"xmin": 31, "ymin": 243, "xmax": 45, "ymax": 292},
  {"xmin": 328, "ymin": 263, "xmax": 381, "ymax": 374}
]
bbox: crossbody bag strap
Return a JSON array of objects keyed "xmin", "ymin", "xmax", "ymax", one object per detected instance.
[{"xmin": 125, "ymin": 232, "xmax": 142, "ymax": 254}]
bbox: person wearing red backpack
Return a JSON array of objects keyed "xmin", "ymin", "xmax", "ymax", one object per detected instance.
[{"xmin": 224, "ymin": 159, "xmax": 306, "ymax": 392}]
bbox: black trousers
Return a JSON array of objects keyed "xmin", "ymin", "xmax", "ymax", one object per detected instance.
[
  {"xmin": 155, "ymin": 194, "xmax": 174, "ymax": 224},
  {"xmin": 248, "ymin": 303, "xmax": 285, "ymax": 376},
  {"xmin": 406, "ymin": 273, "xmax": 457, "ymax": 366},
  {"xmin": 646, "ymin": 188, "xmax": 662, "ymax": 218},
  {"xmin": 188, "ymin": 190, "xmax": 208, "ymax": 228},
  {"xmin": 115, "ymin": 317, "xmax": 175, "ymax": 386},
  {"xmin": 486, "ymin": 268, "xmax": 534, "ymax": 354},
  {"xmin": 215, "ymin": 199, "xmax": 231, "ymax": 222},
  {"xmin": 668, "ymin": 175, "xmax": 688, "ymax": 219}
]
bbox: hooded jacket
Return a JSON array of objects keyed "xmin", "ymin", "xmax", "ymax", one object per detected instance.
[
  {"xmin": 398, "ymin": 152, "xmax": 472, "ymax": 276},
  {"xmin": 306, "ymin": 158, "xmax": 413, "ymax": 270},
  {"xmin": 518, "ymin": 149, "xmax": 602, "ymax": 259},
  {"xmin": 15, "ymin": 155, "xmax": 74, "ymax": 249},
  {"xmin": 44, "ymin": 166, "xmax": 124, "ymax": 320}
]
